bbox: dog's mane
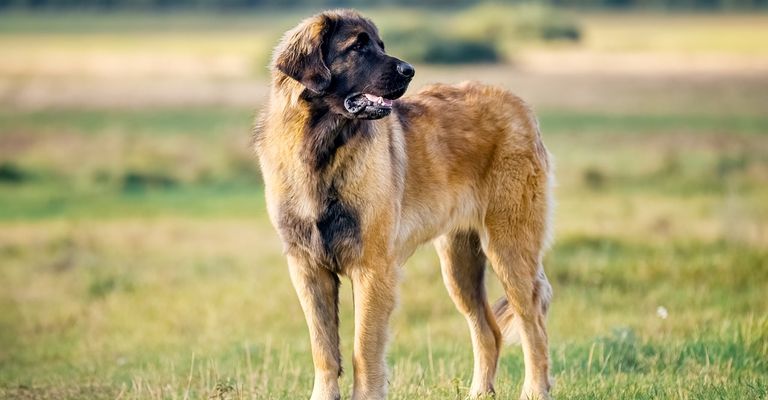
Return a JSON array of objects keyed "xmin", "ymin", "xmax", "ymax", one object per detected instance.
[{"xmin": 255, "ymin": 9, "xmax": 379, "ymax": 172}]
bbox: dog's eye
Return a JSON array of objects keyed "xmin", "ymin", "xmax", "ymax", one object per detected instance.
[
  {"xmin": 352, "ymin": 32, "xmax": 370, "ymax": 51},
  {"xmin": 377, "ymin": 41, "xmax": 385, "ymax": 51}
]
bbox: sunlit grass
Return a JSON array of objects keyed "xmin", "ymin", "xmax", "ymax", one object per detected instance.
[
  {"xmin": 1, "ymin": 218, "xmax": 766, "ymax": 399},
  {"xmin": 1, "ymin": 104, "xmax": 767, "ymax": 398},
  {"xmin": 579, "ymin": 14, "xmax": 768, "ymax": 55}
]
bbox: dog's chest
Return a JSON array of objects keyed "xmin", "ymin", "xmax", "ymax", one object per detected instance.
[{"xmin": 276, "ymin": 187, "xmax": 362, "ymax": 272}]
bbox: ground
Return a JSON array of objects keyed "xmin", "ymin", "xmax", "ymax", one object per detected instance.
[{"xmin": 0, "ymin": 10, "xmax": 767, "ymax": 400}]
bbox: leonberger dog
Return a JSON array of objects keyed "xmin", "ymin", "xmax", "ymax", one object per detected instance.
[{"xmin": 253, "ymin": 9, "xmax": 554, "ymax": 400}]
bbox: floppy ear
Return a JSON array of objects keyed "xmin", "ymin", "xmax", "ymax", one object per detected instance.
[{"xmin": 274, "ymin": 15, "xmax": 333, "ymax": 94}]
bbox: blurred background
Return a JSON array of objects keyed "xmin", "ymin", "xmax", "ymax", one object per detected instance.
[{"xmin": 1, "ymin": 0, "xmax": 767, "ymax": 399}]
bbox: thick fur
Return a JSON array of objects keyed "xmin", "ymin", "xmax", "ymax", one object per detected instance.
[{"xmin": 254, "ymin": 9, "xmax": 554, "ymax": 400}]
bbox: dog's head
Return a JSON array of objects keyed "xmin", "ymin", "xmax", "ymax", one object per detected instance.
[{"xmin": 272, "ymin": 10, "xmax": 414, "ymax": 120}]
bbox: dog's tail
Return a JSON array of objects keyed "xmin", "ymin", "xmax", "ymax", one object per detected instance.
[{"xmin": 491, "ymin": 268, "xmax": 553, "ymax": 344}]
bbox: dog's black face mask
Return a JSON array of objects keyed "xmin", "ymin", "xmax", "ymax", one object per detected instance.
[
  {"xmin": 324, "ymin": 21, "xmax": 414, "ymax": 120},
  {"xmin": 275, "ymin": 12, "xmax": 414, "ymax": 120}
]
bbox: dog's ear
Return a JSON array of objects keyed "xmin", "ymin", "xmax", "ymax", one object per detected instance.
[{"xmin": 274, "ymin": 14, "xmax": 334, "ymax": 94}]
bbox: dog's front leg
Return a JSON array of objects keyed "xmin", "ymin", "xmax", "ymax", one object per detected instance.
[
  {"xmin": 349, "ymin": 262, "xmax": 398, "ymax": 400},
  {"xmin": 287, "ymin": 255, "xmax": 342, "ymax": 400}
]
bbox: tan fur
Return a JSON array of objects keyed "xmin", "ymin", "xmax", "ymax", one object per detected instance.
[{"xmin": 254, "ymin": 10, "xmax": 554, "ymax": 400}]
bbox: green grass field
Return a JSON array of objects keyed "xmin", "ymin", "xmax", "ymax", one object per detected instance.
[{"xmin": 1, "ymin": 10, "xmax": 768, "ymax": 400}]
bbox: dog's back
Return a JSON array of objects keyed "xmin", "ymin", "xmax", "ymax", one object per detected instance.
[{"xmin": 390, "ymin": 81, "xmax": 551, "ymax": 257}]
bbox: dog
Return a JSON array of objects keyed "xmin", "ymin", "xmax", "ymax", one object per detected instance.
[{"xmin": 253, "ymin": 9, "xmax": 554, "ymax": 400}]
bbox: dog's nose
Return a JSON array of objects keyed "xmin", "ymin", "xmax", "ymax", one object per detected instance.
[{"xmin": 397, "ymin": 62, "xmax": 415, "ymax": 78}]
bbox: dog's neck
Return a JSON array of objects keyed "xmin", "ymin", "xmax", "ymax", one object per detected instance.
[
  {"xmin": 257, "ymin": 80, "xmax": 382, "ymax": 178},
  {"xmin": 299, "ymin": 95, "xmax": 374, "ymax": 172}
]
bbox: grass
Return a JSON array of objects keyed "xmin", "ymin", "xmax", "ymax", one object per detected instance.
[
  {"xmin": 4, "ymin": 108, "xmax": 768, "ymax": 136},
  {"xmin": 579, "ymin": 13, "xmax": 768, "ymax": 55},
  {"xmin": 0, "ymin": 108, "xmax": 250, "ymax": 137},
  {"xmin": 2, "ymin": 10, "xmax": 767, "ymax": 81},
  {"xmin": 1, "ymin": 9, "xmax": 768, "ymax": 400},
  {"xmin": 1, "ymin": 104, "xmax": 766, "ymax": 398},
  {"xmin": 1, "ymin": 220, "xmax": 766, "ymax": 399}
]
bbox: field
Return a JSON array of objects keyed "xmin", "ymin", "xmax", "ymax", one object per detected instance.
[{"xmin": 1, "ymin": 9, "xmax": 768, "ymax": 400}]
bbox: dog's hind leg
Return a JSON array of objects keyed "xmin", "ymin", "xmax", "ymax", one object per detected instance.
[
  {"xmin": 483, "ymin": 219, "xmax": 552, "ymax": 400},
  {"xmin": 287, "ymin": 255, "xmax": 342, "ymax": 400},
  {"xmin": 435, "ymin": 230, "xmax": 503, "ymax": 398}
]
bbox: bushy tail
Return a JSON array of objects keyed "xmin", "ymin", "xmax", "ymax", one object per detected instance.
[
  {"xmin": 492, "ymin": 268, "xmax": 552, "ymax": 345},
  {"xmin": 492, "ymin": 297, "xmax": 521, "ymax": 344}
]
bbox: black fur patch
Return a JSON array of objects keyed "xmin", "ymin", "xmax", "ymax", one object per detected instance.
[
  {"xmin": 300, "ymin": 107, "xmax": 375, "ymax": 171},
  {"xmin": 316, "ymin": 185, "xmax": 361, "ymax": 270},
  {"xmin": 277, "ymin": 187, "xmax": 361, "ymax": 273},
  {"xmin": 301, "ymin": 109, "xmax": 352, "ymax": 171}
]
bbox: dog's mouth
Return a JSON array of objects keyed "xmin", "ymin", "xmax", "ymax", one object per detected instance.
[{"xmin": 344, "ymin": 86, "xmax": 408, "ymax": 119}]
